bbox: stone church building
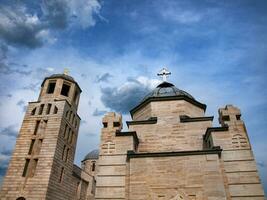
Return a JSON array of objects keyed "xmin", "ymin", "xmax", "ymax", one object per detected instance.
[{"xmin": 0, "ymin": 72, "xmax": 265, "ymax": 200}]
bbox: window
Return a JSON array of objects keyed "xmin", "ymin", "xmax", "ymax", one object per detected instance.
[
  {"xmin": 91, "ymin": 162, "xmax": 96, "ymax": 172},
  {"xmin": 65, "ymin": 148, "xmax": 69, "ymax": 162},
  {"xmin": 65, "ymin": 110, "xmax": 69, "ymax": 118},
  {"xmin": 61, "ymin": 83, "xmax": 70, "ymax": 97},
  {"xmin": 47, "ymin": 81, "xmax": 56, "ymax": 94},
  {"xmin": 29, "ymin": 159, "xmax": 38, "ymax": 177},
  {"xmin": 22, "ymin": 159, "xmax": 30, "ymax": 177},
  {"xmin": 63, "ymin": 124, "xmax": 68, "ymax": 138},
  {"xmin": 46, "ymin": 104, "xmax": 52, "ymax": 114},
  {"xmin": 28, "ymin": 139, "xmax": 35, "ymax": 155},
  {"xmin": 17, "ymin": 197, "xmax": 26, "ymax": 200},
  {"xmin": 31, "ymin": 107, "xmax": 36, "ymax": 115},
  {"xmin": 62, "ymin": 145, "xmax": 66, "ymax": 160},
  {"xmin": 53, "ymin": 106, "xmax": 58, "ymax": 114},
  {"xmin": 59, "ymin": 167, "xmax": 64, "ymax": 183},
  {"xmin": 38, "ymin": 104, "xmax": 44, "ymax": 115},
  {"xmin": 236, "ymin": 114, "xmax": 241, "ymax": 120},
  {"xmin": 113, "ymin": 122, "xmax": 120, "ymax": 127},
  {"xmin": 222, "ymin": 115, "xmax": 230, "ymax": 121},
  {"xmin": 103, "ymin": 122, "xmax": 108, "ymax": 128},
  {"xmin": 34, "ymin": 120, "xmax": 40, "ymax": 135}
]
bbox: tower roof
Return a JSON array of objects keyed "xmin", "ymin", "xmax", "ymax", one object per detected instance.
[
  {"xmin": 83, "ymin": 149, "xmax": 99, "ymax": 161},
  {"xmin": 130, "ymin": 81, "xmax": 206, "ymax": 117},
  {"xmin": 41, "ymin": 73, "xmax": 82, "ymax": 92}
]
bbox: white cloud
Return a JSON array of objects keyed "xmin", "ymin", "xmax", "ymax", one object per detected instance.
[{"xmin": 69, "ymin": 0, "xmax": 101, "ymax": 28}]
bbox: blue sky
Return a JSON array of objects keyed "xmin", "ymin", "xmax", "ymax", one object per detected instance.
[{"xmin": 0, "ymin": 0, "xmax": 266, "ymax": 193}]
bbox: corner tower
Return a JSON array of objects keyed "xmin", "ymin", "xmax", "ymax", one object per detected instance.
[{"xmin": 0, "ymin": 73, "xmax": 82, "ymax": 200}]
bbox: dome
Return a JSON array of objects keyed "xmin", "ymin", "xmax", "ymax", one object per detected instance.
[
  {"xmin": 41, "ymin": 73, "xmax": 82, "ymax": 92},
  {"xmin": 83, "ymin": 149, "xmax": 99, "ymax": 161},
  {"xmin": 130, "ymin": 81, "xmax": 206, "ymax": 116},
  {"xmin": 142, "ymin": 81, "xmax": 195, "ymax": 101}
]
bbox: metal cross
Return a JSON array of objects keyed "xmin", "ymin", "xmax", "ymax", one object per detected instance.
[
  {"xmin": 63, "ymin": 68, "xmax": 69, "ymax": 75},
  {"xmin": 157, "ymin": 67, "xmax": 171, "ymax": 82}
]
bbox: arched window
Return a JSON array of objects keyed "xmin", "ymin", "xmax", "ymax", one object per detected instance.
[{"xmin": 16, "ymin": 197, "xmax": 26, "ymax": 200}]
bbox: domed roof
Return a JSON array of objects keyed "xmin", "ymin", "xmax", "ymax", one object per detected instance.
[
  {"xmin": 130, "ymin": 81, "xmax": 206, "ymax": 116},
  {"xmin": 41, "ymin": 73, "xmax": 82, "ymax": 92},
  {"xmin": 142, "ymin": 81, "xmax": 195, "ymax": 101},
  {"xmin": 83, "ymin": 149, "xmax": 99, "ymax": 161}
]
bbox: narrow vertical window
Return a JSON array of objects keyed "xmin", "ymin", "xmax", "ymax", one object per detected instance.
[
  {"xmin": 59, "ymin": 167, "xmax": 64, "ymax": 183},
  {"xmin": 65, "ymin": 148, "xmax": 69, "ymax": 162},
  {"xmin": 47, "ymin": 81, "xmax": 56, "ymax": 94},
  {"xmin": 68, "ymin": 130, "xmax": 72, "ymax": 143},
  {"xmin": 69, "ymin": 111, "xmax": 72, "ymax": 121},
  {"xmin": 29, "ymin": 159, "xmax": 38, "ymax": 177},
  {"xmin": 22, "ymin": 159, "xmax": 30, "ymax": 177},
  {"xmin": 46, "ymin": 104, "xmax": 52, "ymax": 114},
  {"xmin": 70, "ymin": 132, "xmax": 75, "ymax": 144},
  {"xmin": 91, "ymin": 162, "xmax": 95, "ymax": 172},
  {"xmin": 38, "ymin": 104, "xmax": 44, "ymax": 115},
  {"xmin": 34, "ymin": 120, "xmax": 40, "ymax": 135},
  {"xmin": 61, "ymin": 83, "xmax": 70, "ymax": 97},
  {"xmin": 28, "ymin": 139, "xmax": 35, "ymax": 155},
  {"xmin": 63, "ymin": 124, "xmax": 68, "ymax": 138},
  {"xmin": 62, "ymin": 145, "xmax": 66, "ymax": 160},
  {"xmin": 65, "ymin": 110, "xmax": 69, "ymax": 118},
  {"xmin": 53, "ymin": 106, "xmax": 58, "ymax": 114},
  {"xmin": 35, "ymin": 139, "xmax": 43, "ymax": 155},
  {"xmin": 31, "ymin": 107, "xmax": 36, "ymax": 115}
]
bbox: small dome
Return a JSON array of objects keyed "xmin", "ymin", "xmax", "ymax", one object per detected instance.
[
  {"xmin": 83, "ymin": 149, "xmax": 99, "ymax": 161},
  {"xmin": 141, "ymin": 81, "xmax": 195, "ymax": 102},
  {"xmin": 41, "ymin": 73, "xmax": 82, "ymax": 92},
  {"xmin": 48, "ymin": 74, "xmax": 75, "ymax": 82}
]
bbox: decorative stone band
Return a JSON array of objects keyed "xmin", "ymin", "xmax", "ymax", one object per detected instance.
[
  {"xmin": 126, "ymin": 147, "xmax": 222, "ymax": 160},
  {"xmin": 126, "ymin": 117, "xmax": 157, "ymax": 127},
  {"xmin": 203, "ymin": 126, "xmax": 229, "ymax": 141},
  {"xmin": 180, "ymin": 115, "xmax": 214, "ymax": 123}
]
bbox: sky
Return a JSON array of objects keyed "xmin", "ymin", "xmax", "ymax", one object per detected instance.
[{"xmin": 0, "ymin": 0, "xmax": 266, "ymax": 194}]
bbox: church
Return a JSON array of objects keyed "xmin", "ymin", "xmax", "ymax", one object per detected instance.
[{"xmin": 0, "ymin": 69, "xmax": 265, "ymax": 200}]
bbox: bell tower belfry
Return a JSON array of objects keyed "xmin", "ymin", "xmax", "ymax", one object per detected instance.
[{"xmin": 0, "ymin": 73, "xmax": 82, "ymax": 200}]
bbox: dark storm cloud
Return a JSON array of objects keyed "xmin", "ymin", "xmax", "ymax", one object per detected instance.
[
  {"xmin": 95, "ymin": 73, "xmax": 113, "ymax": 83},
  {"xmin": 0, "ymin": 125, "xmax": 18, "ymax": 138},
  {"xmin": 0, "ymin": 44, "xmax": 31, "ymax": 75},
  {"xmin": 41, "ymin": 0, "xmax": 69, "ymax": 29},
  {"xmin": 100, "ymin": 78, "xmax": 152, "ymax": 114},
  {"xmin": 92, "ymin": 108, "xmax": 107, "ymax": 116},
  {"xmin": 0, "ymin": 0, "xmax": 101, "ymax": 48},
  {"xmin": 0, "ymin": 5, "xmax": 47, "ymax": 48}
]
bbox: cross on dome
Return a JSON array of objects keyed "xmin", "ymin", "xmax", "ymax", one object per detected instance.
[{"xmin": 157, "ymin": 67, "xmax": 171, "ymax": 82}]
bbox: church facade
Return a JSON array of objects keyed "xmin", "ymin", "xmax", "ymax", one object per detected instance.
[{"xmin": 0, "ymin": 72, "xmax": 265, "ymax": 200}]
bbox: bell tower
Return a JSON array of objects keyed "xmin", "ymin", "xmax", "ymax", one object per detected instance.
[{"xmin": 0, "ymin": 73, "xmax": 82, "ymax": 200}]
